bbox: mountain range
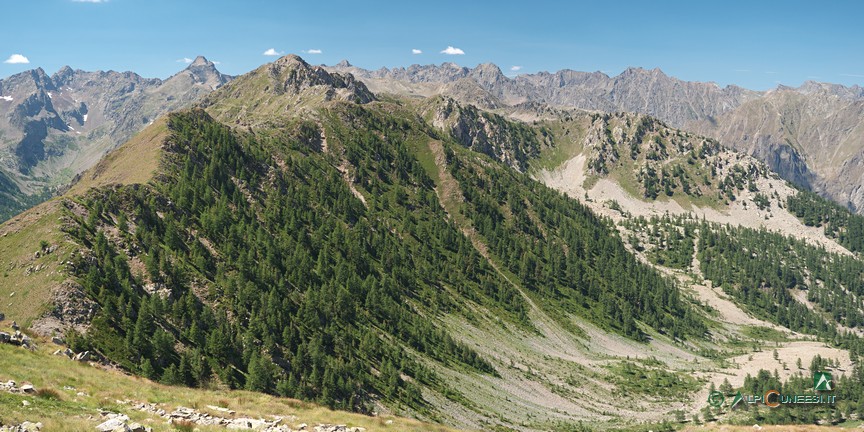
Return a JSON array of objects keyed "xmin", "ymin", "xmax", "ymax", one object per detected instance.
[
  {"xmin": 0, "ymin": 56, "xmax": 230, "ymax": 220},
  {"xmin": 331, "ymin": 61, "xmax": 864, "ymax": 213},
  {"xmin": 3, "ymin": 55, "xmax": 864, "ymax": 431}
]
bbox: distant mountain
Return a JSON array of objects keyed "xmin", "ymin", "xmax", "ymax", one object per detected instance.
[
  {"xmin": 330, "ymin": 61, "xmax": 864, "ymax": 213},
  {"xmin": 0, "ymin": 56, "xmax": 230, "ymax": 220},
  {"xmin": 331, "ymin": 62, "xmax": 761, "ymax": 126},
  {"xmin": 688, "ymin": 83, "xmax": 864, "ymax": 212}
]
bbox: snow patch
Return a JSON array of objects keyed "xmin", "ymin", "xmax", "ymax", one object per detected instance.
[
  {"xmin": 0, "ymin": 96, "xmax": 12, "ymax": 102},
  {"xmin": 83, "ymin": 114, "xmax": 88, "ymax": 122},
  {"xmin": 47, "ymin": 92, "xmax": 53, "ymax": 99},
  {"xmin": 68, "ymin": 125, "xmax": 75, "ymax": 131}
]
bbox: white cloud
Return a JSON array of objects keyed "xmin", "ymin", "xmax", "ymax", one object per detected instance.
[
  {"xmin": 412, "ymin": 49, "xmax": 422, "ymax": 55},
  {"xmin": 840, "ymin": 73, "xmax": 864, "ymax": 78},
  {"xmin": 510, "ymin": 65, "xmax": 522, "ymax": 71},
  {"xmin": 3, "ymin": 54, "xmax": 30, "ymax": 64},
  {"xmin": 303, "ymin": 49, "xmax": 323, "ymax": 54},
  {"xmin": 263, "ymin": 48, "xmax": 283, "ymax": 56},
  {"xmin": 177, "ymin": 57, "xmax": 194, "ymax": 64},
  {"xmin": 440, "ymin": 46, "xmax": 465, "ymax": 55}
]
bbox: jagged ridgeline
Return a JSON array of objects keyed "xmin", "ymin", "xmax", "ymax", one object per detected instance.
[{"xmin": 57, "ymin": 60, "xmax": 706, "ymax": 416}]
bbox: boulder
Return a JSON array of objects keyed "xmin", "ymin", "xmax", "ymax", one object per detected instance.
[
  {"xmin": 19, "ymin": 384, "xmax": 35, "ymax": 393},
  {"xmin": 126, "ymin": 423, "xmax": 150, "ymax": 432},
  {"xmin": 11, "ymin": 321, "xmax": 19, "ymax": 330},
  {"xmin": 20, "ymin": 422, "xmax": 43, "ymax": 432},
  {"xmin": 0, "ymin": 332, "xmax": 10, "ymax": 343},
  {"xmin": 95, "ymin": 417, "xmax": 130, "ymax": 432},
  {"xmin": 51, "ymin": 336, "xmax": 64, "ymax": 345},
  {"xmin": 0, "ymin": 312, "xmax": 5, "ymax": 321}
]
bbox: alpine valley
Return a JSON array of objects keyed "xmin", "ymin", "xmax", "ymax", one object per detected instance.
[{"xmin": 3, "ymin": 55, "xmax": 864, "ymax": 432}]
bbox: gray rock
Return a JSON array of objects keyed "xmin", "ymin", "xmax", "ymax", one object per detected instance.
[
  {"xmin": 95, "ymin": 417, "xmax": 130, "ymax": 432},
  {"xmin": 20, "ymin": 422, "xmax": 42, "ymax": 432},
  {"xmin": 0, "ymin": 332, "xmax": 10, "ymax": 343},
  {"xmin": 126, "ymin": 423, "xmax": 150, "ymax": 432}
]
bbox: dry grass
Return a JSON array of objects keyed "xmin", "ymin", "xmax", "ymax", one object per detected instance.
[
  {"xmin": 0, "ymin": 342, "xmax": 462, "ymax": 431},
  {"xmin": 66, "ymin": 118, "xmax": 168, "ymax": 196}
]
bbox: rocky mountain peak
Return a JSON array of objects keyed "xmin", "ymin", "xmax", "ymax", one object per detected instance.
[
  {"xmin": 201, "ymin": 54, "xmax": 375, "ymax": 126},
  {"xmin": 167, "ymin": 55, "xmax": 231, "ymax": 90},
  {"xmin": 470, "ymin": 63, "xmax": 505, "ymax": 83},
  {"xmin": 29, "ymin": 68, "xmax": 56, "ymax": 91},
  {"xmin": 273, "ymin": 54, "xmax": 310, "ymax": 69},
  {"xmin": 190, "ymin": 56, "xmax": 211, "ymax": 67},
  {"xmin": 263, "ymin": 55, "xmax": 374, "ymax": 103},
  {"xmin": 51, "ymin": 66, "xmax": 76, "ymax": 87},
  {"xmin": 335, "ymin": 59, "xmax": 352, "ymax": 68},
  {"xmin": 619, "ymin": 66, "xmax": 667, "ymax": 78}
]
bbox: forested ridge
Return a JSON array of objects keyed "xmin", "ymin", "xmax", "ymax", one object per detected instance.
[
  {"xmin": 56, "ymin": 104, "xmax": 707, "ymax": 417},
  {"xmin": 39, "ymin": 60, "xmax": 864, "ymax": 425},
  {"xmin": 787, "ymin": 189, "xmax": 864, "ymax": 253}
]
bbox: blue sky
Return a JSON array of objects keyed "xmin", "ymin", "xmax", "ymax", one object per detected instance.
[{"xmin": 2, "ymin": 0, "xmax": 863, "ymax": 90}]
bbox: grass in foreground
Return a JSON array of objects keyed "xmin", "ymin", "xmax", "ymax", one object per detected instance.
[{"xmin": 0, "ymin": 341, "xmax": 460, "ymax": 432}]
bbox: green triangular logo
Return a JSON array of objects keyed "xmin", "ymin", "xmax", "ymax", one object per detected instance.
[
  {"xmin": 731, "ymin": 391, "xmax": 744, "ymax": 409},
  {"xmin": 814, "ymin": 371, "xmax": 833, "ymax": 391}
]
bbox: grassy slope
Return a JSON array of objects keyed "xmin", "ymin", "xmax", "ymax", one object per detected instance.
[
  {"xmin": 0, "ymin": 108, "xmax": 464, "ymax": 431},
  {"xmin": 0, "ymin": 118, "xmax": 169, "ymax": 327},
  {"xmin": 66, "ymin": 118, "xmax": 168, "ymax": 196},
  {"xmin": 0, "ymin": 200, "xmax": 72, "ymax": 327},
  {"xmin": 0, "ymin": 339, "xmax": 457, "ymax": 432}
]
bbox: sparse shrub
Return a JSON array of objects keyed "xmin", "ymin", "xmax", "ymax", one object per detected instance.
[
  {"xmin": 173, "ymin": 419, "xmax": 195, "ymax": 432},
  {"xmin": 35, "ymin": 388, "xmax": 62, "ymax": 400}
]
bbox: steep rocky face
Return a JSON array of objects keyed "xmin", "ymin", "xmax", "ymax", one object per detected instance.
[
  {"xmin": 690, "ymin": 87, "xmax": 864, "ymax": 211},
  {"xmin": 0, "ymin": 57, "xmax": 231, "ymax": 220},
  {"xmin": 424, "ymin": 96, "xmax": 544, "ymax": 171}
]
